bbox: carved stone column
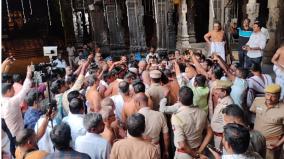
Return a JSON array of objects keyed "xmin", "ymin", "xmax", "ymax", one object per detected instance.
[
  {"xmin": 176, "ymin": 0, "xmax": 190, "ymax": 50},
  {"xmin": 105, "ymin": 0, "xmax": 125, "ymax": 49},
  {"xmin": 167, "ymin": 3, "xmax": 176, "ymax": 50},
  {"xmin": 263, "ymin": 0, "xmax": 280, "ymax": 63},
  {"xmin": 125, "ymin": 0, "xmax": 147, "ymax": 51},
  {"xmin": 154, "ymin": 0, "xmax": 169, "ymax": 52},
  {"xmin": 61, "ymin": 0, "xmax": 76, "ymax": 44},
  {"xmin": 88, "ymin": 1, "xmax": 108, "ymax": 46},
  {"xmin": 246, "ymin": 0, "xmax": 259, "ymax": 26},
  {"xmin": 187, "ymin": 0, "xmax": 196, "ymax": 43}
]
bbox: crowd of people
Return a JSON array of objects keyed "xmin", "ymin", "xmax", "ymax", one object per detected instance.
[{"xmin": 1, "ymin": 18, "xmax": 284, "ymax": 159}]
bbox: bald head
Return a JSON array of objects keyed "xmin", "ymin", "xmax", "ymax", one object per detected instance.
[{"xmin": 134, "ymin": 93, "xmax": 148, "ymax": 108}]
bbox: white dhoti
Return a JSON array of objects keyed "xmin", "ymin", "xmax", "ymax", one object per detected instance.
[
  {"xmin": 210, "ymin": 42, "xmax": 226, "ymax": 60},
  {"xmin": 273, "ymin": 65, "xmax": 284, "ymax": 101}
]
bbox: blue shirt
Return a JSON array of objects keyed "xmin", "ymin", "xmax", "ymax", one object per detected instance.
[
  {"xmin": 236, "ymin": 27, "xmax": 253, "ymax": 50},
  {"xmin": 75, "ymin": 133, "xmax": 111, "ymax": 159},
  {"xmin": 230, "ymin": 77, "xmax": 248, "ymax": 107},
  {"xmin": 24, "ymin": 107, "xmax": 43, "ymax": 129},
  {"xmin": 44, "ymin": 149, "xmax": 91, "ymax": 159}
]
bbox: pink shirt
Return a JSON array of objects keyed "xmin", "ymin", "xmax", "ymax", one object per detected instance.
[{"xmin": 1, "ymin": 78, "xmax": 32, "ymax": 136}]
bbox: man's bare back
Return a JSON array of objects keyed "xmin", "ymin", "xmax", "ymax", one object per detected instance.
[
  {"xmin": 272, "ymin": 46, "xmax": 284, "ymax": 68},
  {"xmin": 86, "ymin": 86, "xmax": 102, "ymax": 112}
]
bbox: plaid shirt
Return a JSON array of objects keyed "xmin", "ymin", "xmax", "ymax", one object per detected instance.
[
  {"xmin": 24, "ymin": 107, "xmax": 43, "ymax": 129},
  {"xmin": 44, "ymin": 150, "xmax": 90, "ymax": 159}
]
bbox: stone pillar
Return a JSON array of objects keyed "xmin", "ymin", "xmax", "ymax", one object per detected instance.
[
  {"xmin": 176, "ymin": 0, "xmax": 190, "ymax": 51},
  {"xmin": 61, "ymin": 0, "xmax": 76, "ymax": 44},
  {"xmin": 208, "ymin": 0, "xmax": 223, "ymax": 30},
  {"xmin": 88, "ymin": 2, "xmax": 108, "ymax": 46},
  {"xmin": 246, "ymin": 0, "xmax": 259, "ymax": 26},
  {"xmin": 125, "ymin": 0, "xmax": 147, "ymax": 51},
  {"xmin": 167, "ymin": 3, "xmax": 176, "ymax": 50},
  {"xmin": 154, "ymin": 0, "xmax": 168, "ymax": 52},
  {"xmin": 187, "ymin": 0, "xmax": 196, "ymax": 43},
  {"xmin": 263, "ymin": 0, "xmax": 280, "ymax": 63},
  {"xmin": 105, "ymin": 0, "xmax": 125, "ymax": 49}
]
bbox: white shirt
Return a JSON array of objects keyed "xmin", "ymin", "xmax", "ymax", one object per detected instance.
[
  {"xmin": 1, "ymin": 129, "xmax": 10, "ymax": 155},
  {"xmin": 110, "ymin": 94, "xmax": 124, "ymax": 121},
  {"xmin": 1, "ymin": 78, "xmax": 32, "ymax": 136},
  {"xmin": 53, "ymin": 59, "xmax": 67, "ymax": 68},
  {"xmin": 75, "ymin": 132, "xmax": 111, "ymax": 159},
  {"xmin": 35, "ymin": 117, "xmax": 57, "ymax": 152},
  {"xmin": 66, "ymin": 46, "xmax": 76, "ymax": 56},
  {"xmin": 222, "ymin": 152, "xmax": 262, "ymax": 159},
  {"xmin": 246, "ymin": 31, "xmax": 267, "ymax": 58},
  {"xmin": 62, "ymin": 113, "xmax": 86, "ymax": 148},
  {"xmin": 261, "ymin": 27, "xmax": 270, "ymax": 40}
]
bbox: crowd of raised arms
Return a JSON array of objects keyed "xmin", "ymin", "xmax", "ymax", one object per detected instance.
[{"xmin": 1, "ymin": 19, "xmax": 284, "ymax": 159}]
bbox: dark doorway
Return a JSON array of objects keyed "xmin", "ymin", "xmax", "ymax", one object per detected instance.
[
  {"xmin": 142, "ymin": 0, "xmax": 156, "ymax": 47},
  {"xmin": 194, "ymin": 0, "xmax": 209, "ymax": 42},
  {"xmin": 257, "ymin": 0, "xmax": 269, "ymax": 27}
]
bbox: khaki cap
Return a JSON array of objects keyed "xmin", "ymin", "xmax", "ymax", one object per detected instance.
[
  {"xmin": 215, "ymin": 80, "xmax": 233, "ymax": 89},
  {"xmin": 149, "ymin": 70, "xmax": 162, "ymax": 78},
  {"xmin": 264, "ymin": 84, "xmax": 281, "ymax": 94}
]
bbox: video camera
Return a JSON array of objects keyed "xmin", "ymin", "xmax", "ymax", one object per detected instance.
[{"xmin": 31, "ymin": 62, "xmax": 58, "ymax": 83}]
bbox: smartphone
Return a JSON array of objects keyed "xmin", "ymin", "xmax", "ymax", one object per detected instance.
[{"xmin": 206, "ymin": 144, "xmax": 222, "ymax": 154}]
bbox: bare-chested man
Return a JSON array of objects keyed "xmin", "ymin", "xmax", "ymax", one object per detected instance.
[
  {"xmin": 104, "ymin": 68, "xmax": 126, "ymax": 97},
  {"xmin": 163, "ymin": 69, "xmax": 180, "ymax": 105},
  {"xmin": 204, "ymin": 21, "xmax": 226, "ymax": 60},
  {"xmin": 272, "ymin": 45, "xmax": 284, "ymax": 100},
  {"xmin": 86, "ymin": 76, "xmax": 102, "ymax": 112}
]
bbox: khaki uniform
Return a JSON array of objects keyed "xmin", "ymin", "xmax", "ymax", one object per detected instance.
[
  {"xmin": 250, "ymin": 97, "xmax": 284, "ymax": 159},
  {"xmin": 171, "ymin": 105, "xmax": 208, "ymax": 159},
  {"xmin": 110, "ymin": 136, "xmax": 159, "ymax": 159},
  {"xmin": 146, "ymin": 83, "xmax": 167, "ymax": 111},
  {"xmin": 138, "ymin": 107, "xmax": 168, "ymax": 143},
  {"xmin": 138, "ymin": 107, "xmax": 168, "ymax": 155},
  {"xmin": 211, "ymin": 96, "xmax": 233, "ymax": 148}
]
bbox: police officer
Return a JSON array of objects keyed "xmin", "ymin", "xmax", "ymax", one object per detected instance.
[
  {"xmin": 211, "ymin": 80, "xmax": 234, "ymax": 148},
  {"xmin": 250, "ymin": 84, "xmax": 284, "ymax": 159},
  {"xmin": 146, "ymin": 70, "xmax": 169, "ymax": 111},
  {"xmin": 171, "ymin": 86, "xmax": 213, "ymax": 159}
]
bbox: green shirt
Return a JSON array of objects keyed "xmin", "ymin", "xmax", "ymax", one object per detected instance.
[{"xmin": 190, "ymin": 86, "xmax": 209, "ymax": 113}]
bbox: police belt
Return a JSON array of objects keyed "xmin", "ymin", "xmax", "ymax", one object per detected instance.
[
  {"xmin": 176, "ymin": 147, "xmax": 199, "ymax": 153},
  {"xmin": 213, "ymin": 131, "xmax": 223, "ymax": 137}
]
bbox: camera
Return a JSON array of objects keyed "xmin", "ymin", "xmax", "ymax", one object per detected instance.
[{"xmin": 31, "ymin": 62, "xmax": 57, "ymax": 83}]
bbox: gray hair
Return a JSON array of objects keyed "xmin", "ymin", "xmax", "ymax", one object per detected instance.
[
  {"xmin": 99, "ymin": 106, "xmax": 113, "ymax": 121},
  {"xmin": 83, "ymin": 113, "xmax": 103, "ymax": 131},
  {"xmin": 101, "ymin": 97, "xmax": 114, "ymax": 108}
]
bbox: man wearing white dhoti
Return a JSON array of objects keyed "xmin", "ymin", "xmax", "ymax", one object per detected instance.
[
  {"xmin": 210, "ymin": 42, "xmax": 226, "ymax": 60},
  {"xmin": 272, "ymin": 45, "xmax": 284, "ymax": 101},
  {"xmin": 204, "ymin": 21, "xmax": 226, "ymax": 60}
]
